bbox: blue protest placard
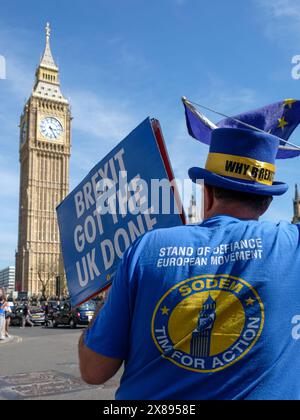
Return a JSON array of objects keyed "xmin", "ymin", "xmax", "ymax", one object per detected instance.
[{"xmin": 57, "ymin": 118, "xmax": 185, "ymax": 307}]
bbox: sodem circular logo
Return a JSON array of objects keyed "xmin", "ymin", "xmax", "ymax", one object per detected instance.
[{"xmin": 151, "ymin": 274, "xmax": 264, "ymax": 373}]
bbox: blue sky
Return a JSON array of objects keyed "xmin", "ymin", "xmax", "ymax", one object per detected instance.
[{"xmin": 0, "ymin": 0, "xmax": 300, "ymax": 268}]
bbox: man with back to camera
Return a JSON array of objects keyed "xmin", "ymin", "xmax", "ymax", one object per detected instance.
[{"xmin": 79, "ymin": 127, "xmax": 300, "ymax": 400}]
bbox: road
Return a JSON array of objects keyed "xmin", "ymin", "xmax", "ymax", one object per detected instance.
[{"xmin": 0, "ymin": 325, "xmax": 121, "ymax": 400}]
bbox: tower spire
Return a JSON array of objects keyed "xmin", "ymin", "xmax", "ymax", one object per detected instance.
[
  {"xmin": 39, "ymin": 22, "xmax": 58, "ymax": 70},
  {"xmin": 295, "ymin": 184, "xmax": 299, "ymax": 201},
  {"xmin": 33, "ymin": 23, "xmax": 67, "ymax": 103}
]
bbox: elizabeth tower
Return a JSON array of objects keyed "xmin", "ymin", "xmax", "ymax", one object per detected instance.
[
  {"xmin": 292, "ymin": 184, "xmax": 300, "ymax": 224},
  {"xmin": 15, "ymin": 24, "xmax": 71, "ymax": 295}
]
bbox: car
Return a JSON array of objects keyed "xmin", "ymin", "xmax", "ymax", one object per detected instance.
[
  {"xmin": 48, "ymin": 300, "xmax": 60, "ymax": 312},
  {"xmin": 10, "ymin": 306, "xmax": 45, "ymax": 327},
  {"xmin": 50, "ymin": 300, "xmax": 96, "ymax": 328},
  {"xmin": 29, "ymin": 307, "xmax": 45, "ymax": 325},
  {"xmin": 10, "ymin": 307, "xmax": 24, "ymax": 327}
]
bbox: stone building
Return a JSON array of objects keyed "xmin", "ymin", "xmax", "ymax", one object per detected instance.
[
  {"xmin": 188, "ymin": 194, "xmax": 201, "ymax": 224},
  {"xmin": 0, "ymin": 266, "xmax": 15, "ymax": 294},
  {"xmin": 15, "ymin": 24, "xmax": 71, "ymax": 296},
  {"xmin": 292, "ymin": 184, "xmax": 300, "ymax": 224}
]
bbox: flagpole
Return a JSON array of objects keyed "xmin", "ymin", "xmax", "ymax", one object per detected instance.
[{"xmin": 183, "ymin": 97, "xmax": 300, "ymax": 151}]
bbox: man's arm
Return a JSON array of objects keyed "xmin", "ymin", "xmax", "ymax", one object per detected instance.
[
  {"xmin": 78, "ymin": 243, "xmax": 138, "ymax": 386},
  {"xmin": 79, "ymin": 332, "xmax": 122, "ymax": 385}
]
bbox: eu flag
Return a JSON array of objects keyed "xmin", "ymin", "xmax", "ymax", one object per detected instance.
[{"xmin": 183, "ymin": 98, "xmax": 300, "ymax": 159}]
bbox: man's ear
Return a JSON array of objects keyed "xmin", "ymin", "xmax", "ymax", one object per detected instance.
[
  {"xmin": 260, "ymin": 196, "xmax": 273, "ymax": 217},
  {"xmin": 204, "ymin": 184, "xmax": 215, "ymax": 218}
]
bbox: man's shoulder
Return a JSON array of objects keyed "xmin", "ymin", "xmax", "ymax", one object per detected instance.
[
  {"xmin": 129, "ymin": 218, "xmax": 300, "ymax": 256},
  {"xmin": 257, "ymin": 219, "xmax": 300, "ymax": 232},
  {"xmin": 140, "ymin": 219, "xmax": 299, "ymax": 240},
  {"xmin": 147, "ymin": 219, "xmax": 300, "ymax": 244},
  {"xmin": 142, "ymin": 224, "xmax": 201, "ymax": 242}
]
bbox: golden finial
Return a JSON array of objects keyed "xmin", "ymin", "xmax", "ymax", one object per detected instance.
[{"xmin": 46, "ymin": 22, "xmax": 51, "ymax": 41}]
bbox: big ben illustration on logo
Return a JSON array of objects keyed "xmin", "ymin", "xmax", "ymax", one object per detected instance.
[
  {"xmin": 15, "ymin": 24, "xmax": 71, "ymax": 295},
  {"xmin": 190, "ymin": 295, "xmax": 216, "ymax": 357}
]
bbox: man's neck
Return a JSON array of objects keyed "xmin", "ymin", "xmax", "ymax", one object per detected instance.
[{"xmin": 206, "ymin": 207, "xmax": 260, "ymax": 221}]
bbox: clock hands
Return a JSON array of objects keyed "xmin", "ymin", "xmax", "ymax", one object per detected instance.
[{"xmin": 49, "ymin": 126, "xmax": 58, "ymax": 138}]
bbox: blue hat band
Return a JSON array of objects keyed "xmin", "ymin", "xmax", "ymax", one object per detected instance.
[{"xmin": 205, "ymin": 153, "xmax": 276, "ymax": 186}]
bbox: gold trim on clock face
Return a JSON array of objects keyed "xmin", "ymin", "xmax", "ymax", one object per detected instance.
[{"xmin": 40, "ymin": 117, "xmax": 63, "ymax": 140}]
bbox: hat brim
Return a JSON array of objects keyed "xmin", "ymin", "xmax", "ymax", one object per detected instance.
[{"xmin": 189, "ymin": 167, "xmax": 288, "ymax": 196}]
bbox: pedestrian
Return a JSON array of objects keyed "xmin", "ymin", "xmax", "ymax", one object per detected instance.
[
  {"xmin": 79, "ymin": 127, "xmax": 300, "ymax": 400},
  {"xmin": 4, "ymin": 299, "xmax": 13, "ymax": 338},
  {"xmin": 44, "ymin": 301, "xmax": 50, "ymax": 327},
  {"xmin": 22, "ymin": 302, "xmax": 33, "ymax": 328},
  {"xmin": 0, "ymin": 294, "xmax": 8, "ymax": 340}
]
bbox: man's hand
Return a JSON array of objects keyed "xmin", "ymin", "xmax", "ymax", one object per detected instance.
[{"xmin": 78, "ymin": 333, "xmax": 122, "ymax": 385}]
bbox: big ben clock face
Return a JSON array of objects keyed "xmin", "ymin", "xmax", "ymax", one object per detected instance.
[{"xmin": 40, "ymin": 117, "xmax": 63, "ymax": 140}]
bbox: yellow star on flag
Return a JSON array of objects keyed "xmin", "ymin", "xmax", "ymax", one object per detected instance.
[
  {"xmin": 284, "ymin": 99, "xmax": 297, "ymax": 109},
  {"xmin": 278, "ymin": 117, "xmax": 288, "ymax": 130},
  {"xmin": 161, "ymin": 306, "xmax": 170, "ymax": 315},
  {"xmin": 246, "ymin": 297, "xmax": 255, "ymax": 306}
]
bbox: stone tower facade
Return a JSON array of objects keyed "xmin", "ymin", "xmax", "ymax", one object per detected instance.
[
  {"xmin": 292, "ymin": 184, "xmax": 300, "ymax": 224},
  {"xmin": 188, "ymin": 194, "xmax": 201, "ymax": 224},
  {"xmin": 15, "ymin": 24, "xmax": 71, "ymax": 296}
]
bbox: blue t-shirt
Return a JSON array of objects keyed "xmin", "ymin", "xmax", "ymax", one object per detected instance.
[
  {"xmin": 0, "ymin": 303, "xmax": 5, "ymax": 316},
  {"xmin": 84, "ymin": 215, "xmax": 300, "ymax": 400}
]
